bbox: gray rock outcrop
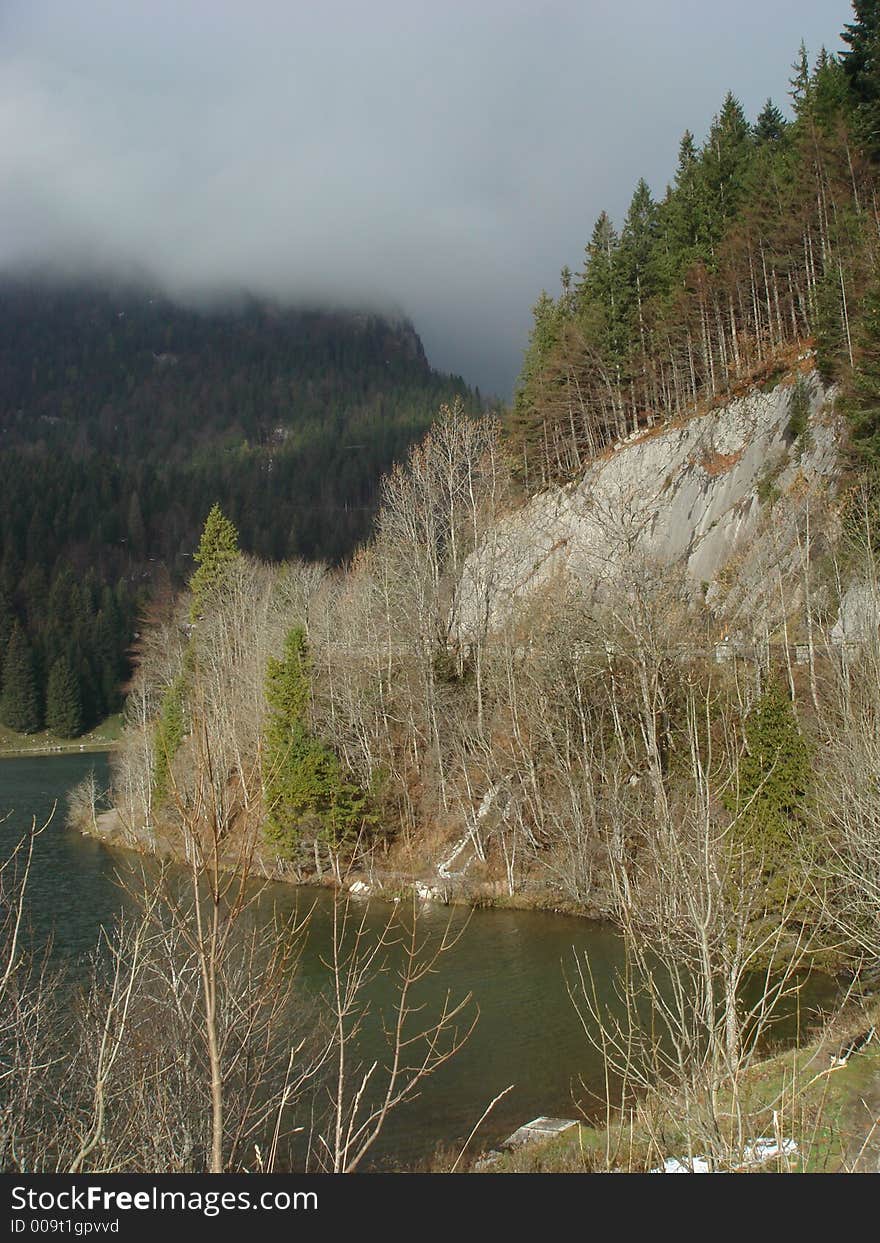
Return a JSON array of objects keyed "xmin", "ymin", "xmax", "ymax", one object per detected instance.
[{"xmin": 456, "ymin": 369, "xmax": 841, "ymax": 639}]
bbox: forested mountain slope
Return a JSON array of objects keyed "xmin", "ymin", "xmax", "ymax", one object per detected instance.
[
  {"xmin": 0, "ymin": 280, "xmax": 476, "ymax": 735},
  {"xmin": 106, "ymin": 7, "xmax": 880, "ymax": 910},
  {"xmin": 508, "ymin": 20, "xmax": 880, "ymax": 490}
]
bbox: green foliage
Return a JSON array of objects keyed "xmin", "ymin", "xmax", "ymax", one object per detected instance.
[
  {"xmin": 505, "ymin": 19, "xmax": 879, "ymax": 488},
  {"xmin": 814, "ymin": 268, "xmax": 849, "ymax": 382},
  {"xmin": 262, "ymin": 627, "xmax": 371, "ymax": 859},
  {"xmin": 189, "ymin": 503, "xmax": 240, "ymax": 621},
  {"xmin": 152, "ymin": 674, "xmax": 187, "ymax": 808},
  {"xmin": 0, "ymin": 623, "xmax": 41, "ymax": 734},
  {"xmin": 787, "ymin": 377, "xmax": 811, "ymax": 443},
  {"xmin": 45, "ymin": 656, "xmax": 83, "ymax": 738},
  {"xmin": 845, "ymin": 270, "xmax": 880, "ymax": 459},
  {"xmin": 0, "ymin": 286, "xmax": 477, "ymax": 720},
  {"xmin": 754, "ymin": 98, "xmax": 787, "ymax": 144},
  {"xmin": 726, "ymin": 680, "xmax": 811, "ymax": 902},
  {"xmin": 841, "ymin": 1, "xmax": 880, "ymax": 159}
]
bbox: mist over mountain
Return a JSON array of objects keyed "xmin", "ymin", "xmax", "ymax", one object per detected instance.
[
  {"xmin": 0, "ymin": 278, "xmax": 475, "ymax": 733},
  {"xmin": 0, "ymin": 0, "xmax": 851, "ymax": 397}
]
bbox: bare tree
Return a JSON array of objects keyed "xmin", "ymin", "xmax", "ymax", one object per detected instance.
[{"xmin": 317, "ymin": 896, "xmax": 476, "ymax": 1172}]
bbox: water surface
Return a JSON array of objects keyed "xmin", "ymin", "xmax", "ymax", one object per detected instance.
[{"xmin": 0, "ymin": 753, "xmax": 834, "ymax": 1170}]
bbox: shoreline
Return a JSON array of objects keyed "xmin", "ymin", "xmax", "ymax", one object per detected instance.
[
  {"xmin": 0, "ymin": 742, "xmax": 116, "ymax": 759},
  {"xmin": 78, "ymin": 805, "xmax": 609, "ymax": 922}
]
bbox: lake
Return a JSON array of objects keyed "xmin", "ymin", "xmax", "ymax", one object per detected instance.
[{"xmin": 0, "ymin": 751, "xmax": 834, "ymax": 1170}]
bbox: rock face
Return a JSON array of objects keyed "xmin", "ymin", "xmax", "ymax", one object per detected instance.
[
  {"xmin": 831, "ymin": 581, "xmax": 880, "ymax": 644},
  {"xmin": 456, "ymin": 369, "xmax": 842, "ymax": 639}
]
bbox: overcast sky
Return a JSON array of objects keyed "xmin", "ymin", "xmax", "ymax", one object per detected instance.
[{"xmin": 0, "ymin": 0, "xmax": 855, "ymax": 396}]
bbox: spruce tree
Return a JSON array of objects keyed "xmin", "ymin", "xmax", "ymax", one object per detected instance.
[
  {"xmin": 152, "ymin": 675, "xmax": 187, "ymax": 807},
  {"xmin": 577, "ymin": 212, "xmax": 628, "ymax": 377},
  {"xmin": 789, "ymin": 41, "xmax": 813, "ymax": 117},
  {"xmin": 662, "ymin": 130, "xmax": 711, "ymax": 279},
  {"xmin": 0, "ymin": 623, "xmax": 41, "ymax": 734},
  {"xmin": 619, "ymin": 179, "xmax": 660, "ymax": 334},
  {"xmin": 842, "ymin": 0, "xmax": 880, "ymax": 158},
  {"xmin": 754, "ymin": 98, "xmax": 787, "ymax": 143},
  {"xmin": 189, "ymin": 503, "xmax": 240, "ymax": 621},
  {"xmin": 262, "ymin": 627, "xmax": 368, "ymax": 860},
  {"xmin": 846, "ymin": 272, "xmax": 880, "ymax": 459},
  {"xmin": 46, "ymin": 656, "xmax": 83, "ymax": 738},
  {"xmin": 700, "ymin": 92, "xmax": 752, "ymax": 238},
  {"xmin": 0, "ymin": 588, "xmax": 13, "ymax": 694},
  {"xmin": 262, "ymin": 627, "xmax": 313, "ymax": 857}
]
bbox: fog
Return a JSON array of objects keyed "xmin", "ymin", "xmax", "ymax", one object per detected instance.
[{"xmin": 0, "ymin": 1, "xmax": 853, "ymax": 395}]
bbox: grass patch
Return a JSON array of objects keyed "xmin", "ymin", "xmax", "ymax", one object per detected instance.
[
  {"xmin": 482, "ymin": 1002, "xmax": 880, "ymax": 1173},
  {"xmin": 0, "ymin": 713, "xmax": 123, "ymax": 756}
]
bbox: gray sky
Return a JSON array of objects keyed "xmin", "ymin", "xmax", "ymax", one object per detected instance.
[{"xmin": 0, "ymin": 0, "xmax": 854, "ymax": 396}]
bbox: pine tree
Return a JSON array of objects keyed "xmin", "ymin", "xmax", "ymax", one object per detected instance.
[
  {"xmin": 46, "ymin": 656, "xmax": 83, "ymax": 738},
  {"xmin": 189, "ymin": 503, "xmax": 240, "ymax": 621},
  {"xmin": 0, "ymin": 623, "xmax": 41, "ymax": 734}
]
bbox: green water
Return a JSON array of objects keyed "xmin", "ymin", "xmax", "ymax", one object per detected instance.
[{"xmin": 0, "ymin": 752, "xmax": 835, "ymax": 1170}]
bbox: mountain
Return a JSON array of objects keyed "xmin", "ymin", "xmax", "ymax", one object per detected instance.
[{"xmin": 0, "ymin": 278, "xmax": 478, "ymax": 733}]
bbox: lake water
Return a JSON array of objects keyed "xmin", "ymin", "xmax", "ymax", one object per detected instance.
[{"xmin": 0, "ymin": 752, "xmax": 835, "ymax": 1170}]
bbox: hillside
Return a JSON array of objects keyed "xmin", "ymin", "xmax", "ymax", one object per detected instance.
[
  {"xmin": 508, "ymin": 30, "xmax": 880, "ymax": 490},
  {"xmin": 60, "ymin": 3, "xmax": 880, "ymax": 1175},
  {"xmin": 457, "ymin": 362, "xmax": 842, "ymax": 641},
  {"xmin": 0, "ymin": 279, "xmax": 477, "ymax": 734},
  {"xmin": 104, "ymin": 13, "xmax": 880, "ymax": 911}
]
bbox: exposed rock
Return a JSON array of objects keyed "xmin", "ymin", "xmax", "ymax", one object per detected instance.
[
  {"xmin": 414, "ymin": 880, "xmax": 444, "ymax": 902},
  {"xmin": 456, "ymin": 372, "xmax": 842, "ymax": 639},
  {"xmin": 831, "ymin": 581, "xmax": 880, "ymax": 644}
]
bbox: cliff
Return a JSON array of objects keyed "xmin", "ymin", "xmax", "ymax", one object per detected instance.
[{"xmin": 457, "ymin": 362, "xmax": 845, "ymax": 641}]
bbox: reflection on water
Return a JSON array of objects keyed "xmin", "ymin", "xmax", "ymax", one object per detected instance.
[{"xmin": 0, "ymin": 752, "xmax": 837, "ymax": 1170}]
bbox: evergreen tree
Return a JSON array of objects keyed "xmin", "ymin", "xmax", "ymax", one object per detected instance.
[
  {"xmin": 189, "ymin": 503, "xmax": 240, "ymax": 621},
  {"xmin": 726, "ymin": 680, "xmax": 810, "ymax": 903},
  {"xmin": 842, "ymin": 0, "xmax": 880, "ymax": 157},
  {"xmin": 619, "ymin": 178, "xmax": 660, "ymax": 324},
  {"xmin": 577, "ymin": 212, "xmax": 628, "ymax": 373},
  {"xmin": 152, "ymin": 675, "xmax": 187, "ymax": 807},
  {"xmin": 700, "ymin": 92, "xmax": 753, "ymax": 240},
  {"xmin": 814, "ymin": 268, "xmax": 849, "ymax": 382},
  {"xmin": 127, "ymin": 490, "xmax": 145, "ymax": 557},
  {"xmin": 510, "ymin": 291, "xmax": 565, "ymax": 481},
  {"xmin": 0, "ymin": 624, "xmax": 41, "ymax": 734},
  {"xmin": 0, "ymin": 588, "xmax": 13, "ymax": 694},
  {"xmin": 45, "ymin": 656, "xmax": 83, "ymax": 738},
  {"xmin": 846, "ymin": 271, "xmax": 880, "ymax": 458},
  {"xmin": 262, "ymin": 627, "xmax": 368, "ymax": 860},
  {"xmin": 812, "ymin": 49, "xmax": 852, "ymax": 130},
  {"xmin": 754, "ymin": 98, "xmax": 787, "ymax": 143},
  {"xmin": 659, "ymin": 129, "xmax": 711, "ymax": 282},
  {"xmin": 789, "ymin": 40, "xmax": 814, "ymax": 117}
]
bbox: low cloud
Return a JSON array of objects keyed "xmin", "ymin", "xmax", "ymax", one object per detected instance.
[{"xmin": 0, "ymin": 0, "xmax": 851, "ymax": 395}]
